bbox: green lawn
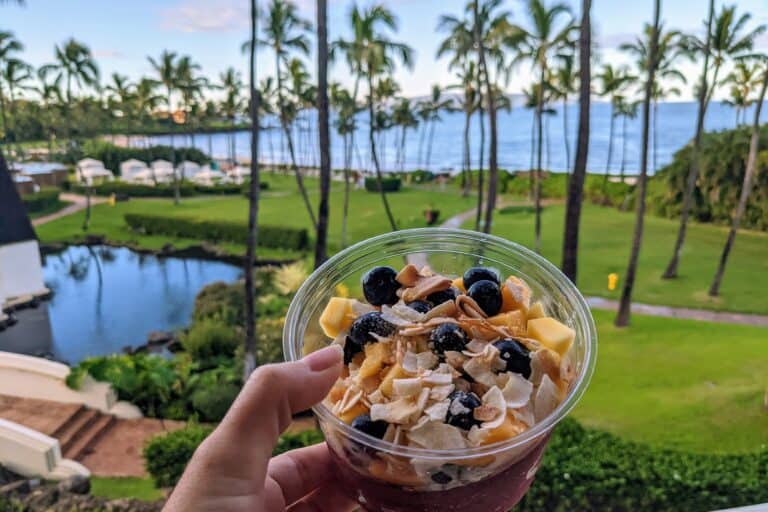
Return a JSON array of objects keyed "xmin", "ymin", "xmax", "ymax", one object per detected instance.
[
  {"xmin": 466, "ymin": 201, "xmax": 768, "ymax": 315},
  {"xmin": 575, "ymin": 310, "xmax": 768, "ymax": 454},
  {"xmin": 36, "ymin": 176, "xmax": 475, "ymax": 261},
  {"xmin": 28, "ymin": 200, "xmax": 72, "ymax": 219},
  {"xmin": 90, "ymin": 477, "xmax": 163, "ymax": 501}
]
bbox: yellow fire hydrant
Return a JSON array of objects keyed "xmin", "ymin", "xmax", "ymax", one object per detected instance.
[
  {"xmin": 608, "ymin": 273, "xmax": 619, "ymax": 291},
  {"xmin": 108, "ymin": 193, "xmax": 116, "ymax": 207}
]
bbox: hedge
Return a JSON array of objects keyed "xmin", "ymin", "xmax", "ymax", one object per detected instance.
[
  {"xmin": 21, "ymin": 188, "xmax": 60, "ymax": 213},
  {"xmin": 144, "ymin": 424, "xmax": 214, "ymax": 487},
  {"xmin": 80, "ymin": 140, "xmax": 209, "ymax": 173},
  {"xmin": 124, "ymin": 213, "xmax": 309, "ymax": 251},
  {"xmin": 73, "ymin": 181, "xmax": 261, "ymax": 198},
  {"xmin": 365, "ymin": 176, "xmax": 401, "ymax": 192}
]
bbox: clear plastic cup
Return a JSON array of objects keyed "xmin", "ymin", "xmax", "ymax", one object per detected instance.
[{"xmin": 283, "ymin": 228, "xmax": 597, "ymax": 512}]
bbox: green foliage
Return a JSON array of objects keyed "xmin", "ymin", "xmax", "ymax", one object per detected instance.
[
  {"xmin": 272, "ymin": 429, "xmax": 325, "ymax": 456},
  {"xmin": 124, "ymin": 213, "xmax": 309, "ymax": 250},
  {"xmin": 654, "ymin": 126, "xmax": 768, "ymax": 231},
  {"xmin": 21, "ymin": 188, "xmax": 61, "ymax": 213},
  {"xmin": 584, "ymin": 177, "xmax": 635, "ymax": 209},
  {"xmin": 73, "ymin": 181, "xmax": 246, "ymax": 198},
  {"xmin": 79, "ymin": 140, "xmax": 209, "ymax": 173},
  {"xmin": 181, "ymin": 320, "xmax": 239, "ymax": 362},
  {"xmin": 192, "ymin": 280, "xmax": 247, "ymax": 326},
  {"xmin": 144, "ymin": 423, "xmax": 214, "ymax": 488},
  {"xmin": 519, "ymin": 418, "xmax": 768, "ymax": 511},
  {"xmin": 188, "ymin": 365, "xmax": 242, "ymax": 422},
  {"xmin": 364, "ymin": 176, "xmax": 402, "ymax": 192}
]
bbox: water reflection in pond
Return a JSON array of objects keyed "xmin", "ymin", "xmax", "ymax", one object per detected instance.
[{"xmin": 0, "ymin": 245, "xmax": 242, "ymax": 364}]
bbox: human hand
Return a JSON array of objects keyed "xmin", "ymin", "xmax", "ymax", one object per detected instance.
[{"xmin": 164, "ymin": 345, "xmax": 357, "ymax": 511}]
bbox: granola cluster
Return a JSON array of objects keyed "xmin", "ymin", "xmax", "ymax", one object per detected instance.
[{"xmin": 319, "ymin": 263, "xmax": 576, "ymax": 477}]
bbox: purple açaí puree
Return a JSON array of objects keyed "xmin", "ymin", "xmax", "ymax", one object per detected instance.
[{"xmin": 330, "ymin": 434, "xmax": 550, "ymax": 512}]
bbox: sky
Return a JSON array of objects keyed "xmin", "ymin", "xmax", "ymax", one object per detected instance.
[{"xmin": 3, "ymin": 0, "xmax": 768, "ymax": 102}]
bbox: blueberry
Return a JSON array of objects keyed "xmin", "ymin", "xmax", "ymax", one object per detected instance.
[
  {"xmin": 348, "ymin": 312, "xmax": 396, "ymax": 346},
  {"xmin": 362, "ymin": 266, "xmax": 400, "ymax": 306},
  {"xmin": 431, "ymin": 471, "xmax": 452, "ymax": 484},
  {"xmin": 429, "ymin": 323, "xmax": 469, "ymax": 354},
  {"xmin": 445, "ymin": 390, "xmax": 482, "ymax": 430},
  {"xmin": 343, "ymin": 336, "xmax": 362, "ymax": 364},
  {"xmin": 463, "ymin": 267, "xmax": 501, "ymax": 288},
  {"xmin": 493, "ymin": 339, "xmax": 531, "ymax": 378},
  {"xmin": 426, "ymin": 287, "xmax": 459, "ymax": 306},
  {"xmin": 351, "ymin": 414, "xmax": 389, "ymax": 439},
  {"xmin": 467, "ymin": 279, "xmax": 502, "ymax": 316},
  {"xmin": 406, "ymin": 300, "xmax": 432, "ymax": 314}
]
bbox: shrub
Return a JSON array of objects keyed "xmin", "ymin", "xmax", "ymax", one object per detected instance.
[
  {"xmin": 144, "ymin": 423, "xmax": 214, "ymax": 487},
  {"xmin": 273, "ymin": 430, "xmax": 325, "ymax": 456},
  {"xmin": 124, "ymin": 213, "xmax": 309, "ymax": 250},
  {"xmin": 190, "ymin": 381, "xmax": 240, "ymax": 422},
  {"xmin": 364, "ymin": 176, "xmax": 401, "ymax": 192},
  {"xmin": 193, "ymin": 281, "xmax": 247, "ymax": 326},
  {"xmin": 81, "ymin": 140, "xmax": 209, "ymax": 174},
  {"xmin": 72, "ymin": 181, "xmax": 250, "ymax": 198},
  {"xmin": 181, "ymin": 320, "xmax": 239, "ymax": 362},
  {"xmin": 21, "ymin": 188, "xmax": 60, "ymax": 213}
]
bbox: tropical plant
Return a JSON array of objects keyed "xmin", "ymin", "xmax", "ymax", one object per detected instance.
[
  {"xmin": 34, "ymin": 68, "xmax": 64, "ymax": 159},
  {"xmin": 508, "ymin": 0, "xmax": 575, "ymax": 250},
  {"xmin": 332, "ymin": 3, "xmax": 413, "ymax": 231},
  {"xmin": 723, "ymin": 61, "xmax": 760, "ymax": 126},
  {"xmin": 147, "ymin": 50, "xmax": 181, "ymax": 203},
  {"xmin": 0, "ymin": 57, "xmax": 33, "ymax": 154},
  {"xmin": 613, "ymin": 95, "xmax": 639, "ymax": 182},
  {"xmin": 0, "ymin": 30, "xmax": 23, "ymax": 149},
  {"xmin": 330, "ymin": 83, "xmax": 358, "ymax": 248},
  {"xmin": 176, "ymin": 55, "xmax": 207, "ymax": 149},
  {"xmin": 616, "ymin": 0, "xmax": 661, "ymax": 328},
  {"xmin": 551, "ymin": 51, "xmax": 578, "ymax": 178},
  {"xmin": 595, "ymin": 64, "xmax": 635, "ymax": 187},
  {"xmin": 316, "ymin": 0, "xmax": 331, "ymax": 267},
  {"xmin": 423, "ymin": 84, "xmax": 453, "ymax": 171},
  {"xmin": 709, "ymin": 57, "xmax": 768, "ymax": 297},
  {"xmin": 391, "ymin": 97, "xmax": 419, "ymax": 172},
  {"xmin": 218, "ymin": 67, "xmax": 243, "ymax": 163}
]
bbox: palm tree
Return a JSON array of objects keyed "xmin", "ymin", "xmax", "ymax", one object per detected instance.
[
  {"xmin": 552, "ymin": 52, "xmax": 578, "ymax": 178},
  {"xmin": 315, "ymin": 0, "xmax": 331, "ymax": 268},
  {"xmin": 614, "ymin": 95, "xmax": 639, "ymax": 183},
  {"xmin": 709, "ymin": 57, "xmax": 768, "ymax": 297},
  {"xmin": 423, "ymin": 84, "xmax": 453, "ymax": 171},
  {"xmin": 244, "ymin": 0, "xmax": 261, "ymax": 378},
  {"xmin": 219, "ymin": 67, "xmax": 244, "ymax": 164},
  {"xmin": 330, "ymin": 83, "xmax": 358, "ymax": 248},
  {"xmin": 0, "ymin": 31, "xmax": 23, "ymax": 152},
  {"xmin": 615, "ymin": 0, "xmax": 661, "ymax": 328},
  {"xmin": 35, "ymin": 69, "xmax": 64, "ymax": 159},
  {"xmin": 723, "ymin": 61, "xmax": 760, "ymax": 126},
  {"xmin": 1, "ymin": 57, "xmax": 33, "ymax": 156},
  {"xmin": 595, "ymin": 64, "xmax": 634, "ymax": 188},
  {"xmin": 703, "ymin": 5, "xmax": 766, "ymax": 112},
  {"xmin": 391, "ymin": 97, "xmax": 419, "ymax": 172},
  {"xmin": 176, "ymin": 56, "xmax": 207, "ymax": 150},
  {"xmin": 372, "ymin": 75, "xmax": 399, "ymax": 171},
  {"xmin": 134, "ymin": 78, "xmax": 162, "ymax": 132},
  {"xmin": 105, "ymin": 73, "xmax": 134, "ymax": 143},
  {"xmin": 258, "ymin": 0, "xmax": 317, "ymax": 229},
  {"xmin": 333, "ymin": 4, "xmax": 413, "ymax": 231},
  {"xmin": 40, "ymin": 39, "xmax": 99, "ymax": 143},
  {"xmin": 147, "ymin": 50, "xmax": 181, "ymax": 202},
  {"xmin": 509, "ymin": 0, "xmax": 574, "ymax": 250},
  {"xmin": 561, "ymin": 0, "xmax": 591, "ymax": 283}
]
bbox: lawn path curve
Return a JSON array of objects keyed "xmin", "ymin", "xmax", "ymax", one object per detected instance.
[{"xmin": 32, "ymin": 193, "xmax": 107, "ymax": 226}]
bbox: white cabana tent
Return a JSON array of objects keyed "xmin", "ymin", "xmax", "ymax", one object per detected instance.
[
  {"xmin": 227, "ymin": 165, "xmax": 250, "ymax": 185},
  {"xmin": 76, "ymin": 158, "xmax": 114, "ymax": 185},
  {"xmin": 178, "ymin": 160, "xmax": 201, "ymax": 180},
  {"xmin": 120, "ymin": 159, "xmax": 151, "ymax": 183},
  {"xmin": 150, "ymin": 160, "xmax": 174, "ymax": 184},
  {"xmin": 191, "ymin": 165, "xmax": 230, "ymax": 186}
]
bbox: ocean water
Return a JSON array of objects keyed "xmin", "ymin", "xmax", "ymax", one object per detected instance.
[{"xmin": 144, "ymin": 100, "xmax": 766, "ymax": 175}]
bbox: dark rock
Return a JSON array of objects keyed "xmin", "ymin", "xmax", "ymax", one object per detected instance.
[
  {"xmin": 84, "ymin": 234, "xmax": 106, "ymax": 245},
  {"xmin": 0, "ymin": 479, "xmax": 30, "ymax": 497},
  {"xmin": 146, "ymin": 331, "xmax": 173, "ymax": 345},
  {"xmin": 57, "ymin": 475, "xmax": 90, "ymax": 495},
  {"xmin": 0, "ymin": 465, "xmax": 24, "ymax": 486}
]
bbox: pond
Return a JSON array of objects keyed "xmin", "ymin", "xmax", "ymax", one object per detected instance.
[{"xmin": 0, "ymin": 245, "xmax": 242, "ymax": 364}]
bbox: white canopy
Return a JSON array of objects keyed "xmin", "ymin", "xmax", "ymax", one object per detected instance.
[
  {"xmin": 191, "ymin": 166, "xmax": 230, "ymax": 186},
  {"xmin": 77, "ymin": 158, "xmax": 104, "ymax": 169},
  {"xmin": 76, "ymin": 159, "xmax": 113, "ymax": 184},
  {"xmin": 179, "ymin": 160, "xmax": 201, "ymax": 178},
  {"xmin": 120, "ymin": 159, "xmax": 150, "ymax": 182},
  {"xmin": 150, "ymin": 160, "xmax": 174, "ymax": 183}
]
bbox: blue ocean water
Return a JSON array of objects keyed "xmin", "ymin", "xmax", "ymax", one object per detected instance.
[{"xmin": 145, "ymin": 100, "xmax": 766, "ymax": 175}]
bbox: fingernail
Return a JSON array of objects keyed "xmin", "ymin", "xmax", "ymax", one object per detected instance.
[{"xmin": 304, "ymin": 345, "xmax": 342, "ymax": 372}]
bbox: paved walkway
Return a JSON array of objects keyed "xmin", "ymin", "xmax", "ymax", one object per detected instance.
[
  {"xmin": 32, "ymin": 193, "xmax": 107, "ymax": 226},
  {"xmin": 427, "ymin": 205, "xmax": 768, "ymax": 328}
]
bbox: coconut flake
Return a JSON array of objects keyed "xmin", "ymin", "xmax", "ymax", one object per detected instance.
[
  {"xmin": 534, "ymin": 374, "xmax": 562, "ymax": 422},
  {"xmin": 416, "ymin": 351, "xmax": 439, "ymax": 370},
  {"xmin": 463, "ymin": 339, "xmax": 488, "ymax": 355},
  {"xmin": 429, "ymin": 384, "xmax": 455, "ymax": 401},
  {"xmin": 396, "ymin": 264, "xmax": 421, "ymax": 287},
  {"xmin": 368, "ymin": 389, "xmax": 385, "ymax": 404},
  {"xmin": 351, "ymin": 299, "xmax": 377, "ymax": 316},
  {"xmin": 462, "ymin": 344, "xmax": 501, "ymax": 388},
  {"xmin": 421, "ymin": 372, "xmax": 453, "ymax": 386},
  {"xmin": 401, "ymin": 351, "xmax": 419, "ymax": 373},
  {"xmin": 393, "ymin": 378, "xmax": 423, "ymax": 397},
  {"xmin": 500, "ymin": 372, "xmax": 534, "ymax": 409},
  {"xmin": 530, "ymin": 348, "xmax": 560, "ymax": 386},
  {"xmin": 467, "ymin": 425, "xmax": 489, "ymax": 446},
  {"xmin": 424, "ymin": 399, "xmax": 450, "ymax": 422},
  {"xmin": 424, "ymin": 299, "xmax": 457, "ymax": 320},
  {"xmin": 407, "ymin": 420, "xmax": 467, "ymax": 450},
  {"xmin": 479, "ymin": 386, "xmax": 507, "ymax": 429},
  {"xmin": 371, "ymin": 392, "xmax": 427, "ymax": 424},
  {"xmin": 511, "ymin": 404, "xmax": 535, "ymax": 427}
]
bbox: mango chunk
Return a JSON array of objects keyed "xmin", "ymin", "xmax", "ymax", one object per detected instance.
[
  {"xmin": 527, "ymin": 301, "xmax": 546, "ymax": 319},
  {"xmin": 358, "ymin": 342, "xmax": 390, "ymax": 379},
  {"xmin": 339, "ymin": 402, "xmax": 369, "ymax": 424},
  {"xmin": 319, "ymin": 297, "xmax": 356, "ymax": 338},
  {"xmin": 379, "ymin": 363, "xmax": 408, "ymax": 398},
  {"xmin": 481, "ymin": 414, "xmax": 527, "ymax": 445},
  {"xmin": 501, "ymin": 276, "xmax": 532, "ymax": 312},
  {"xmin": 487, "ymin": 310, "xmax": 527, "ymax": 334},
  {"xmin": 527, "ymin": 317, "xmax": 575, "ymax": 356},
  {"xmin": 452, "ymin": 277, "xmax": 466, "ymax": 293}
]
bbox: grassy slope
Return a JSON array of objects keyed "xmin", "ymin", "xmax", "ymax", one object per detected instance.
[
  {"xmin": 463, "ymin": 201, "xmax": 768, "ymax": 315},
  {"xmin": 577, "ymin": 310, "xmax": 768, "ymax": 454},
  {"xmin": 90, "ymin": 477, "xmax": 162, "ymax": 501}
]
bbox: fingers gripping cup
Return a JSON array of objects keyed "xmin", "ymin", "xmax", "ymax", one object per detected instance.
[{"xmin": 283, "ymin": 229, "xmax": 597, "ymax": 512}]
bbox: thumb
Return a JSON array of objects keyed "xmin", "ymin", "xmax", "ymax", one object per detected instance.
[{"xmin": 219, "ymin": 344, "xmax": 342, "ymax": 460}]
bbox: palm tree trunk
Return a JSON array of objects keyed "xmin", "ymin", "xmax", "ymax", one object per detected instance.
[
  {"xmin": 232, "ymin": 118, "xmax": 237, "ymax": 163},
  {"xmin": 368, "ymin": 74, "xmax": 397, "ymax": 231},
  {"xmin": 529, "ymin": 111, "xmax": 535, "ymax": 199},
  {"xmin": 616, "ymin": 0, "xmax": 660, "ymax": 327},
  {"xmin": 244, "ymin": 0, "xmax": 261, "ymax": 379},
  {"xmin": 475, "ymin": 102, "xmax": 485, "ymax": 231},
  {"xmin": 709, "ymin": 69, "xmax": 767, "ymax": 297},
  {"xmin": 652, "ymin": 99, "xmax": 658, "ymax": 173},
  {"xmin": 533, "ymin": 67, "xmax": 545, "ymax": 253},
  {"xmin": 703, "ymin": 62, "xmax": 721, "ymax": 115},
  {"xmin": 462, "ymin": 108, "xmax": 471, "ymax": 197},
  {"xmin": 620, "ymin": 113, "xmax": 627, "ymax": 183},
  {"xmin": 426, "ymin": 116, "xmax": 437, "ymax": 170},
  {"xmin": 562, "ymin": 97, "xmax": 571, "ymax": 191},
  {"xmin": 662, "ymin": 0, "xmax": 714, "ymax": 279},
  {"xmin": 341, "ymin": 133, "xmax": 351, "ymax": 248},
  {"xmin": 400, "ymin": 126, "xmax": 407, "ymax": 173},
  {"xmin": 603, "ymin": 104, "xmax": 616, "ymax": 195},
  {"xmin": 167, "ymin": 89, "xmax": 180, "ymax": 206},
  {"xmin": 479, "ymin": 27, "xmax": 498, "ymax": 233},
  {"xmin": 417, "ymin": 120, "xmax": 427, "ymax": 168},
  {"xmin": 314, "ymin": 0, "xmax": 331, "ymax": 269},
  {"xmin": 276, "ymin": 59, "xmax": 318, "ymax": 229},
  {"xmin": 561, "ymin": 0, "xmax": 592, "ymax": 283}
]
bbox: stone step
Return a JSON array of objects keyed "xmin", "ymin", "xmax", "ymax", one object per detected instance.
[
  {"xmin": 63, "ymin": 413, "xmax": 115, "ymax": 460},
  {"xmin": 47, "ymin": 404, "xmax": 87, "ymax": 438},
  {"xmin": 54, "ymin": 407, "xmax": 100, "ymax": 450}
]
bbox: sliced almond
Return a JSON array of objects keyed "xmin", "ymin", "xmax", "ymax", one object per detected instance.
[
  {"xmin": 424, "ymin": 299, "xmax": 458, "ymax": 320},
  {"xmin": 456, "ymin": 295, "xmax": 487, "ymax": 319},
  {"xmin": 396, "ymin": 264, "xmax": 421, "ymax": 287},
  {"xmin": 399, "ymin": 275, "xmax": 453, "ymax": 303}
]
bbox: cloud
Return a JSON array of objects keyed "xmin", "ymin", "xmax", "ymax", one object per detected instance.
[
  {"xmin": 160, "ymin": 0, "xmax": 248, "ymax": 33},
  {"xmin": 93, "ymin": 49, "xmax": 125, "ymax": 59},
  {"xmin": 598, "ymin": 32, "xmax": 637, "ymax": 49}
]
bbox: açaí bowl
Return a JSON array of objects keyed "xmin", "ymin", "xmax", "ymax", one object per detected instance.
[{"xmin": 283, "ymin": 228, "xmax": 597, "ymax": 512}]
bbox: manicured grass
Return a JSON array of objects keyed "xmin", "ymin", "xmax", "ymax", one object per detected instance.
[
  {"xmin": 36, "ymin": 177, "xmax": 475, "ymax": 260},
  {"xmin": 575, "ymin": 310, "xmax": 768, "ymax": 454},
  {"xmin": 90, "ymin": 477, "xmax": 163, "ymax": 501},
  {"xmin": 27, "ymin": 200, "xmax": 72, "ymax": 219},
  {"xmin": 465, "ymin": 201, "xmax": 768, "ymax": 314}
]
